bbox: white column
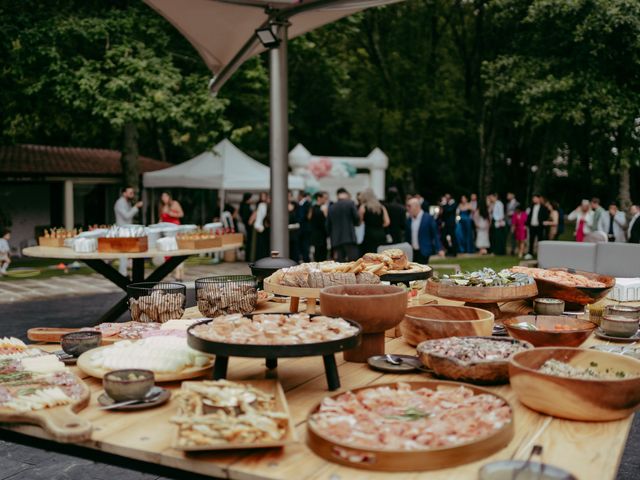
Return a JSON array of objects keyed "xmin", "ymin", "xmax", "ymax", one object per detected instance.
[{"xmin": 63, "ymin": 180, "xmax": 74, "ymax": 230}]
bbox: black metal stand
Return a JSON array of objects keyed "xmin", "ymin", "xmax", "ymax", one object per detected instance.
[
  {"xmin": 213, "ymin": 355, "xmax": 230, "ymax": 380},
  {"xmin": 265, "ymin": 358, "xmax": 278, "ymax": 370},
  {"xmin": 322, "ymin": 354, "xmax": 340, "ymax": 391},
  {"xmin": 84, "ymin": 255, "xmax": 189, "ymax": 324}
]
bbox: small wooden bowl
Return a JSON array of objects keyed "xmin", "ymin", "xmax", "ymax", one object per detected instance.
[
  {"xmin": 103, "ymin": 369, "xmax": 155, "ymax": 402},
  {"xmin": 504, "ymin": 316, "xmax": 596, "ymax": 347},
  {"xmin": 400, "ymin": 305, "xmax": 494, "ymax": 347},
  {"xmin": 417, "ymin": 337, "xmax": 533, "ymax": 384},
  {"xmin": 533, "ymin": 268, "xmax": 615, "ymax": 305},
  {"xmin": 509, "ymin": 347, "xmax": 640, "ymax": 421}
]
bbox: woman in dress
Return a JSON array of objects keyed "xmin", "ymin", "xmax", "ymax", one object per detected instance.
[
  {"xmin": 358, "ymin": 188, "xmax": 390, "ymax": 255},
  {"xmin": 159, "ymin": 192, "xmax": 185, "ymax": 281},
  {"xmin": 457, "ymin": 195, "xmax": 474, "ymax": 253},
  {"xmin": 544, "ymin": 200, "xmax": 560, "ymax": 240},
  {"xmin": 473, "ymin": 201, "xmax": 491, "ymax": 255},
  {"xmin": 511, "ymin": 204, "xmax": 528, "ymax": 259}
]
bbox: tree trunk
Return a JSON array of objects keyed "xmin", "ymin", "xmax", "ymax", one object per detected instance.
[
  {"xmin": 121, "ymin": 122, "xmax": 140, "ymax": 190},
  {"xmin": 619, "ymin": 158, "xmax": 631, "ymax": 211}
]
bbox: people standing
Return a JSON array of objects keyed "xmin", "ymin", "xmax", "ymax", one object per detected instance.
[
  {"xmin": 543, "ymin": 200, "xmax": 560, "ymax": 240},
  {"xmin": 114, "ymin": 186, "xmax": 143, "ymax": 276},
  {"xmin": 359, "ymin": 188, "xmax": 390, "ymax": 255},
  {"xmin": 297, "ymin": 192, "xmax": 312, "ymax": 262},
  {"xmin": 598, "ymin": 202, "xmax": 627, "ymax": 242},
  {"xmin": 252, "ymin": 192, "xmax": 271, "ymax": 260},
  {"xmin": 511, "ymin": 205, "xmax": 528, "ymax": 259},
  {"xmin": 159, "ymin": 191, "xmax": 185, "ymax": 281},
  {"xmin": 406, "ymin": 198, "xmax": 444, "ymax": 264},
  {"xmin": 239, "ymin": 193, "xmax": 254, "ymax": 261},
  {"xmin": 308, "ymin": 191, "xmax": 329, "ymax": 261},
  {"xmin": 288, "ymin": 200, "xmax": 301, "ymax": 262},
  {"xmin": 590, "ymin": 198, "xmax": 606, "ymax": 232},
  {"xmin": 506, "ymin": 192, "xmax": 519, "ymax": 255},
  {"xmin": 525, "ymin": 194, "xmax": 549, "ymax": 259},
  {"xmin": 0, "ymin": 229, "xmax": 11, "ymax": 275},
  {"xmin": 327, "ymin": 188, "xmax": 360, "ymax": 262},
  {"xmin": 457, "ymin": 195, "xmax": 474, "ymax": 253},
  {"xmin": 384, "ymin": 187, "xmax": 406, "ymax": 244},
  {"xmin": 490, "ymin": 193, "xmax": 507, "ymax": 255},
  {"xmin": 567, "ymin": 200, "xmax": 594, "ymax": 242},
  {"xmin": 439, "ymin": 194, "xmax": 458, "ymax": 257},
  {"xmin": 473, "ymin": 202, "xmax": 491, "ymax": 255},
  {"xmin": 470, "ymin": 193, "xmax": 479, "ymax": 212},
  {"xmin": 628, "ymin": 204, "xmax": 640, "ymax": 243}
]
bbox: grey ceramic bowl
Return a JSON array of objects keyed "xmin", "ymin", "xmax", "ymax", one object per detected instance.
[
  {"xmin": 61, "ymin": 331, "xmax": 102, "ymax": 357},
  {"xmin": 533, "ymin": 298, "xmax": 565, "ymax": 316},
  {"xmin": 479, "ymin": 460, "xmax": 576, "ymax": 479},
  {"xmin": 103, "ymin": 369, "xmax": 155, "ymax": 402},
  {"xmin": 600, "ymin": 315, "xmax": 639, "ymax": 338},
  {"xmin": 604, "ymin": 305, "xmax": 640, "ymax": 320}
]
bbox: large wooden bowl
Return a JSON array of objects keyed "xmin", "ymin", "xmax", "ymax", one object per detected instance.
[
  {"xmin": 425, "ymin": 279, "xmax": 538, "ymax": 304},
  {"xmin": 307, "ymin": 380, "xmax": 514, "ymax": 471},
  {"xmin": 504, "ymin": 315, "xmax": 596, "ymax": 347},
  {"xmin": 533, "ymin": 268, "xmax": 615, "ymax": 306},
  {"xmin": 401, "ymin": 305, "xmax": 494, "ymax": 347},
  {"xmin": 417, "ymin": 337, "xmax": 533, "ymax": 384},
  {"xmin": 320, "ymin": 285, "xmax": 407, "ymax": 362},
  {"xmin": 509, "ymin": 347, "xmax": 640, "ymax": 421}
]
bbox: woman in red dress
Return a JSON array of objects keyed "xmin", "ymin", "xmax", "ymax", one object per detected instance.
[{"xmin": 159, "ymin": 192, "xmax": 185, "ymax": 281}]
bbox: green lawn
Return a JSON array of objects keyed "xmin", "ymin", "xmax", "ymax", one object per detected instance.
[{"xmin": 430, "ymin": 255, "xmax": 523, "ymax": 275}]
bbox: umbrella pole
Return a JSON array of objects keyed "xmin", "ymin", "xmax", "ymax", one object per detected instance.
[{"xmin": 269, "ymin": 21, "xmax": 290, "ymax": 258}]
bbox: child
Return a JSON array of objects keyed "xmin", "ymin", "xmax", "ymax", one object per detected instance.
[
  {"xmin": 511, "ymin": 206, "xmax": 528, "ymax": 259},
  {"xmin": 0, "ymin": 229, "xmax": 10, "ymax": 275}
]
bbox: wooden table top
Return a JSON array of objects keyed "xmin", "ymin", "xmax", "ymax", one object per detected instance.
[
  {"xmin": 4, "ymin": 298, "xmax": 638, "ymax": 480},
  {"xmin": 22, "ymin": 243, "xmax": 242, "ymax": 260}
]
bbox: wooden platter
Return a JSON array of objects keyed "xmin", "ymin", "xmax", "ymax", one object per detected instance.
[
  {"xmin": 76, "ymin": 346, "xmax": 214, "ymax": 382},
  {"xmin": 307, "ymin": 380, "xmax": 515, "ymax": 471},
  {"xmin": 532, "ymin": 268, "xmax": 615, "ymax": 306},
  {"xmin": 425, "ymin": 279, "xmax": 538, "ymax": 319},
  {"xmin": 173, "ymin": 379, "xmax": 298, "ymax": 451},
  {"xmin": 0, "ymin": 373, "xmax": 92, "ymax": 443},
  {"xmin": 28, "ymin": 327, "xmax": 120, "ymax": 345},
  {"xmin": 263, "ymin": 276, "xmax": 321, "ymax": 313},
  {"xmin": 380, "ymin": 264, "xmax": 433, "ymax": 284}
]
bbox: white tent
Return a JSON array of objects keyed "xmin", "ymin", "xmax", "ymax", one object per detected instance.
[{"xmin": 142, "ymin": 139, "xmax": 305, "ymax": 191}]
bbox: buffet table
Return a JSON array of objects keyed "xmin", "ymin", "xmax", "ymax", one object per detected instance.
[
  {"xmin": 2, "ymin": 300, "xmax": 636, "ymax": 480},
  {"xmin": 21, "ymin": 244, "xmax": 242, "ymax": 323}
]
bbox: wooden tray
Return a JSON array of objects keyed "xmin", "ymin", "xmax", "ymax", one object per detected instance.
[
  {"xmin": 176, "ymin": 237, "xmax": 222, "ymax": 250},
  {"xmin": 220, "ymin": 233, "xmax": 244, "ymax": 245},
  {"xmin": 173, "ymin": 379, "xmax": 297, "ymax": 451},
  {"xmin": 263, "ymin": 276, "xmax": 321, "ymax": 313},
  {"xmin": 533, "ymin": 268, "xmax": 615, "ymax": 306},
  {"xmin": 76, "ymin": 345, "xmax": 214, "ymax": 382},
  {"xmin": 27, "ymin": 327, "xmax": 122, "ymax": 345},
  {"xmin": 38, "ymin": 237, "xmax": 67, "ymax": 247},
  {"xmin": 98, "ymin": 236, "xmax": 148, "ymax": 253},
  {"xmin": 307, "ymin": 380, "xmax": 514, "ymax": 471},
  {"xmin": 0, "ymin": 373, "xmax": 92, "ymax": 443}
]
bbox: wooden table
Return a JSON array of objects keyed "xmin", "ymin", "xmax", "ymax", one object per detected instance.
[
  {"xmin": 3, "ymin": 300, "xmax": 638, "ymax": 480},
  {"xmin": 22, "ymin": 244, "xmax": 242, "ymax": 323}
]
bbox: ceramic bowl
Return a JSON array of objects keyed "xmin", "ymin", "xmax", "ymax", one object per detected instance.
[
  {"xmin": 533, "ymin": 298, "xmax": 565, "ymax": 316},
  {"xmin": 319, "ymin": 284, "xmax": 407, "ymax": 334},
  {"xmin": 509, "ymin": 347, "xmax": 640, "ymax": 421},
  {"xmin": 504, "ymin": 316, "xmax": 596, "ymax": 347},
  {"xmin": 400, "ymin": 305, "xmax": 494, "ymax": 346},
  {"xmin": 103, "ymin": 369, "xmax": 155, "ymax": 402},
  {"xmin": 600, "ymin": 315, "xmax": 639, "ymax": 338},
  {"xmin": 479, "ymin": 460, "xmax": 577, "ymax": 480},
  {"xmin": 61, "ymin": 331, "xmax": 102, "ymax": 357},
  {"xmin": 604, "ymin": 305, "xmax": 640, "ymax": 320}
]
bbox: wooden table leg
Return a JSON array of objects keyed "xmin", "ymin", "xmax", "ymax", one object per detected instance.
[
  {"xmin": 289, "ymin": 296, "xmax": 299, "ymax": 313},
  {"xmin": 322, "ymin": 354, "xmax": 340, "ymax": 391},
  {"xmin": 265, "ymin": 358, "xmax": 278, "ymax": 370},
  {"xmin": 306, "ymin": 298, "xmax": 317, "ymax": 314},
  {"xmin": 213, "ymin": 356, "xmax": 229, "ymax": 380}
]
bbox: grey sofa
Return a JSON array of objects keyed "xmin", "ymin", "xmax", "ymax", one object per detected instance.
[{"xmin": 538, "ymin": 241, "xmax": 640, "ymax": 277}]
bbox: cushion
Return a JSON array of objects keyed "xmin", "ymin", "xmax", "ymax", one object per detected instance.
[
  {"xmin": 537, "ymin": 241, "xmax": 597, "ymax": 272},
  {"xmin": 595, "ymin": 243, "xmax": 640, "ymax": 278}
]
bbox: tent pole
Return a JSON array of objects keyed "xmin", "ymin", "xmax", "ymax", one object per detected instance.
[
  {"xmin": 269, "ymin": 21, "xmax": 290, "ymax": 257},
  {"xmin": 219, "ymin": 189, "xmax": 225, "ymax": 221}
]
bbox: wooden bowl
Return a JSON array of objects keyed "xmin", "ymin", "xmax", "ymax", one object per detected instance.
[
  {"xmin": 504, "ymin": 316, "xmax": 596, "ymax": 347},
  {"xmin": 416, "ymin": 337, "xmax": 533, "ymax": 384},
  {"xmin": 307, "ymin": 380, "xmax": 514, "ymax": 471},
  {"xmin": 533, "ymin": 268, "xmax": 615, "ymax": 305},
  {"xmin": 400, "ymin": 305, "xmax": 494, "ymax": 347},
  {"xmin": 509, "ymin": 347, "xmax": 640, "ymax": 421},
  {"xmin": 425, "ymin": 279, "xmax": 537, "ymax": 304}
]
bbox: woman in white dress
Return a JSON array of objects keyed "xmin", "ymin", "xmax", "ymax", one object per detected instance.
[{"xmin": 473, "ymin": 201, "xmax": 491, "ymax": 254}]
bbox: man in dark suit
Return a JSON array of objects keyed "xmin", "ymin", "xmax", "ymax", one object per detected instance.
[
  {"xmin": 327, "ymin": 188, "xmax": 360, "ymax": 262},
  {"xmin": 628, "ymin": 204, "xmax": 640, "ymax": 243},
  {"xmin": 405, "ymin": 198, "xmax": 444, "ymax": 264},
  {"xmin": 526, "ymin": 194, "xmax": 549, "ymax": 258},
  {"xmin": 384, "ymin": 187, "xmax": 406, "ymax": 244},
  {"xmin": 297, "ymin": 191, "xmax": 312, "ymax": 262}
]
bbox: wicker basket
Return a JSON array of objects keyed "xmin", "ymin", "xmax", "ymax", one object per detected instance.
[
  {"xmin": 195, "ymin": 275, "xmax": 257, "ymax": 318},
  {"xmin": 127, "ymin": 282, "xmax": 187, "ymax": 323}
]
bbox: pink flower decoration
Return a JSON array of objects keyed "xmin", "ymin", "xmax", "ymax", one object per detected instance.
[{"xmin": 308, "ymin": 157, "xmax": 333, "ymax": 179}]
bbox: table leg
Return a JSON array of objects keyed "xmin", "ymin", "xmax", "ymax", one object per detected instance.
[
  {"xmin": 322, "ymin": 354, "xmax": 340, "ymax": 391},
  {"xmin": 289, "ymin": 296, "xmax": 299, "ymax": 313},
  {"xmin": 213, "ymin": 356, "xmax": 229, "ymax": 380},
  {"xmin": 265, "ymin": 358, "xmax": 278, "ymax": 370},
  {"xmin": 84, "ymin": 260, "xmax": 129, "ymax": 291},
  {"xmin": 131, "ymin": 258, "xmax": 145, "ymax": 282},
  {"xmin": 144, "ymin": 256, "xmax": 189, "ymax": 283}
]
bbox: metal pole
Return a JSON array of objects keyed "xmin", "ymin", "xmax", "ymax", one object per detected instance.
[{"xmin": 269, "ymin": 21, "xmax": 290, "ymax": 257}]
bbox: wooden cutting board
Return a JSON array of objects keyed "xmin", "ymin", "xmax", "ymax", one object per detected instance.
[
  {"xmin": 27, "ymin": 328, "xmax": 121, "ymax": 345},
  {"xmin": 0, "ymin": 374, "xmax": 92, "ymax": 443}
]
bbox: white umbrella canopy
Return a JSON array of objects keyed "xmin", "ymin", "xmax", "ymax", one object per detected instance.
[{"xmin": 144, "ymin": 0, "xmax": 401, "ymax": 76}]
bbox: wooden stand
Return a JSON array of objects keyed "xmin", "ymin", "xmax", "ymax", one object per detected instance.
[
  {"xmin": 263, "ymin": 278, "xmax": 320, "ymax": 314},
  {"xmin": 343, "ymin": 332, "xmax": 385, "ymax": 362}
]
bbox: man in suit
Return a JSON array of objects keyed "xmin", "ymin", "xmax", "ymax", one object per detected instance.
[
  {"xmin": 627, "ymin": 204, "xmax": 640, "ymax": 243},
  {"xmin": 405, "ymin": 198, "xmax": 444, "ymax": 264},
  {"xmin": 525, "ymin": 194, "xmax": 549, "ymax": 258},
  {"xmin": 327, "ymin": 188, "xmax": 360, "ymax": 262},
  {"xmin": 297, "ymin": 191, "xmax": 312, "ymax": 262}
]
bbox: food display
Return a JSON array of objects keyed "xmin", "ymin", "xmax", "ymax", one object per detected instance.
[
  {"xmin": 176, "ymin": 230, "xmax": 222, "ymax": 249},
  {"xmin": 504, "ymin": 316, "xmax": 596, "ymax": 347},
  {"xmin": 98, "ymin": 225, "xmax": 148, "ymax": 253},
  {"xmin": 128, "ymin": 285, "xmax": 186, "ymax": 323},
  {"xmin": 511, "ymin": 266, "xmax": 605, "ymax": 288},
  {"xmin": 190, "ymin": 314, "xmax": 359, "ymax": 345},
  {"xmin": 196, "ymin": 278, "xmax": 257, "ymax": 317},
  {"xmin": 433, "ymin": 268, "xmax": 533, "ymax": 287},
  {"xmin": 172, "ymin": 380, "xmax": 292, "ymax": 450},
  {"xmin": 78, "ymin": 336, "xmax": 213, "ymax": 381}
]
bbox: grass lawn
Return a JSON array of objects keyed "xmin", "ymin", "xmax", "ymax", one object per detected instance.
[{"xmin": 430, "ymin": 255, "xmax": 523, "ymax": 275}]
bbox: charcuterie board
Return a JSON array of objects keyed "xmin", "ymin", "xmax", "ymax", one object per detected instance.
[
  {"xmin": 27, "ymin": 322, "xmax": 164, "ymax": 344},
  {"xmin": 28, "ymin": 327, "xmax": 119, "ymax": 344}
]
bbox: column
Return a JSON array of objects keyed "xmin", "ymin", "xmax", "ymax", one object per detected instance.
[{"xmin": 63, "ymin": 180, "xmax": 74, "ymax": 230}]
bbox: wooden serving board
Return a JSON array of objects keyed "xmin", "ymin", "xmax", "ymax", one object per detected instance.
[
  {"xmin": 75, "ymin": 345, "xmax": 214, "ymax": 382},
  {"xmin": 28, "ymin": 327, "xmax": 121, "ymax": 345},
  {"xmin": 173, "ymin": 379, "xmax": 297, "ymax": 451},
  {"xmin": 307, "ymin": 380, "xmax": 515, "ymax": 472},
  {"xmin": 0, "ymin": 374, "xmax": 92, "ymax": 443},
  {"xmin": 426, "ymin": 279, "xmax": 538, "ymax": 303}
]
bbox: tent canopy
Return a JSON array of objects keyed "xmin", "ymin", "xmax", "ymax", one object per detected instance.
[{"xmin": 142, "ymin": 139, "xmax": 305, "ymax": 191}]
